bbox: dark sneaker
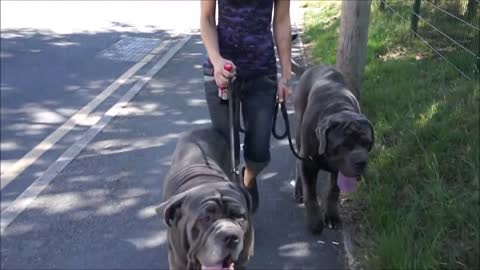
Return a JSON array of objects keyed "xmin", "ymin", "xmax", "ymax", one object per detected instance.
[
  {"xmin": 291, "ymin": 33, "xmax": 299, "ymax": 41},
  {"xmin": 242, "ymin": 167, "xmax": 259, "ymax": 214}
]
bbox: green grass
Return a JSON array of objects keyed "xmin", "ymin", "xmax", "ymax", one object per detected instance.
[{"xmin": 303, "ymin": 1, "xmax": 480, "ymax": 269}]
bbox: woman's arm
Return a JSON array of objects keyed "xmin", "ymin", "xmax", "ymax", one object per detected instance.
[
  {"xmin": 200, "ymin": 0, "xmax": 235, "ymax": 88},
  {"xmin": 273, "ymin": 0, "xmax": 292, "ymax": 102},
  {"xmin": 200, "ymin": 0, "xmax": 221, "ymax": 66},
  {"xmin": 273, "ymin": 0, "xmax": 292, "ymax": 80}
]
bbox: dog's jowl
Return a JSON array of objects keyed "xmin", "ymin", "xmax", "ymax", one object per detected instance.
[
  {"xmin": 156, "ymin": 128, "xmax": 254, "ymax": 270},
  {"xmin": 292, "ymin": 65, "xmax": 375, "ymax": 234}
]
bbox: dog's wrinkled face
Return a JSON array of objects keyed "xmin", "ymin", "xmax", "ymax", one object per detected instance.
[
  {"xmin": 157, "ymin": 182, "xmax": 251, "ymax": 269},
  {"xmin": 316, "ymin": 112, "xmax": 374, "ymax": 177}
]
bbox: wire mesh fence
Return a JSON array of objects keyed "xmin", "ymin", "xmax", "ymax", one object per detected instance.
[{"xmin": 377, "ymin": 0, "xmax": 479, "ymax": 79}]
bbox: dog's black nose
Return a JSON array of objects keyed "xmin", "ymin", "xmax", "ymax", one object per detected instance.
[
  {"xmin": 224, "ymin": 234, "xmax": 240, "ymax": 248},
  {"xmin": 355, "ymin": 161, "xmax": 367, "ymax": 170}
]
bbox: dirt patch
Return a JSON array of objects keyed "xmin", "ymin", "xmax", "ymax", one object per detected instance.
[{"xmin": 339, "ymin": 194, "xmax": 370, "ymax": 270}]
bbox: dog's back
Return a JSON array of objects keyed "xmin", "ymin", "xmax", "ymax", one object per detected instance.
[
  {"xmin": 162, "ymin": 128, "xmax": 232, "ymax": 200},
  {"xmin": 294, "ymin": 65, "xmax": 360, "ymax": 122}
]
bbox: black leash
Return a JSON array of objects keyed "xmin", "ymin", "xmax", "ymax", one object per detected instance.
[
  {"xmin": 218, "ymin": 64, "xmax": 242, "ymax": 183},
  {"xmin": 227, "ymin": 82, "xmax": 241, "ymax": 183},
  {"xmin": 272, "ymin": 101, "xmax": 312, "ymax": 162}
]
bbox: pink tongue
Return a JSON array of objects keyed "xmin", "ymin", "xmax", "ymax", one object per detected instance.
[{"xmin": 337, "ymin": 172, "xmax": 358, "ymax": 193}]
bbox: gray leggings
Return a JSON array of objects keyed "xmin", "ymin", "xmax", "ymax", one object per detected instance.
[{"xmin": 204, "ymin": 73, "xmax": 277, "ymax": 173}]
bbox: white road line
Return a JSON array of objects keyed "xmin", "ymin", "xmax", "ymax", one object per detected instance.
[
  {"xmin": 0, "ymin": 34, "xmax": 191, "ymax": 234},
  {"xmin": 0, "ymin": 36, "xmax": 169, "ymax": 191}
]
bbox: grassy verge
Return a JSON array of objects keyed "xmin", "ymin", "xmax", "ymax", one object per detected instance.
[{"xmin": 302, "ymin": 1, "xmax": 479, "ymax": 269}]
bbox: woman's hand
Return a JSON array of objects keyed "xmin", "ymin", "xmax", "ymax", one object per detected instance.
[
  {"xmin": 212, "ymin": 58, "xmax": 236, "ymax": 89},
  {"xmin": 277, "ymin": 76, "xmax": 292, "ymax": 103}
]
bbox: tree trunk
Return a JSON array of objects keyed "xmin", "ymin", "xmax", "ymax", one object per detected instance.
[{"xmin": 336, "ymin": 0, "xmax": 373, "ymax": 99}]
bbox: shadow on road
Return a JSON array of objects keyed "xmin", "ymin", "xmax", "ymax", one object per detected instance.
[{"xmin": 1, "ymin": 23, "xmax": 174, "ymax": 169}]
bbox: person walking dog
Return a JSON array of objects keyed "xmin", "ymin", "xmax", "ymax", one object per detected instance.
[{"xmin": 200, "ymin": 0, "xmax": 292, "ymax": 213}]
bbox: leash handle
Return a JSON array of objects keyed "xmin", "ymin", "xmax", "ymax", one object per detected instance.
[
  {"xmin": 218, "ymin": 64, "xmax": 233, "ymax": 103},
  {"xmin": 272, "ymin": 103, "xmax": 288, "ymax": 140},
  {"xmin": 224, "ymin": 64, "xmax": 233, "ymax": 73}
]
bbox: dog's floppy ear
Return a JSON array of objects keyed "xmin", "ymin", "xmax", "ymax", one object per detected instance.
[
  {"xmin": 315, "ymin": 125, "xmax": 328, "ymax": 156},
  {"xmin": 238, "ymin": 185, "xmax": 253, "ymax": 214},
  {"xmin": 315, "ymin": 115, "xmax": 341, "ymax": 156},
  {"xmin": 156, "ymin": 191, "xmax": 189, "ymax": 227},
  {"xmin": 362, "ymin": 118, "xmax": 375, "ymax": 151}
]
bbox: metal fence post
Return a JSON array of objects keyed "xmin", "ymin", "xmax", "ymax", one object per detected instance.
[
  {"xmin": 411, "ymin": 0, "xmax": 422, "ymax": 35},
  {"xmin": 466, "ymin": 0, "xmax": 478, "ymax": 19}
]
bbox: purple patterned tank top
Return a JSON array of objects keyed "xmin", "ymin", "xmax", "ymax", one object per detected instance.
[{"xmin": 204, "ymin": 0, "xmax": 277, "ymax": 79}]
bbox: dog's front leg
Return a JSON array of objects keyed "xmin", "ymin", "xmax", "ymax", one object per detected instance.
[
  {"xmin": 294, "ymin": 160, "xmax": 303, "ymax": 203},
  {"xmin": 325, "ymin": 172, "xmax": 341, "ymax": 229},
  {"xmin": 236, "ymin": 224, "xmax": 254, "ymax": 270},
  {"xmin": 294, "ymin": 117, "xmax": 304, "ymax": 203},
  {"xmin": 300, "ymin": 162, "xmax": 323, "ymax": 234}
]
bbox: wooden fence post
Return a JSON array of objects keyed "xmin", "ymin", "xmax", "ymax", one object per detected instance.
[{"xmin": 336, "ymin": 0, "xmax": 373, "ymax": 99}]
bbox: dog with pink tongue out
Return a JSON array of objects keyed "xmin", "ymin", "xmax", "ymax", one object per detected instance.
[{"xmin": 292, "ymin": 64, "xmax": 375, "ymax": 234}]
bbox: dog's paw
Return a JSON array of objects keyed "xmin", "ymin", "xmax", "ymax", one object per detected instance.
[
  {"xmin": 306, "ymin": 214, "xmax": 325, "ymax": 234},
  {"xmin": 305, "ymin": 204, "xmax": 325, "ymax": 234},
  {"xmin": 293, "ymin": 188, "xmax": 304, "ymax": 204},
  {"xmin": 324, "ymin": 210, "xmax": 342, "ymax": 230}
]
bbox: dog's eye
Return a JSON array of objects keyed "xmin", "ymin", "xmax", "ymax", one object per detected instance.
[
  {"xmin": 191, "ymin": 227, "xmax": 200, "ymax": 239},
  {"xmin": 341, "ymin": 141, "xmax": 354, "ymax": 150},
  {"xmin": 206, "ymin": 205, "xmax": 218, "ymax": 214},
  {"xmin": 231, "ymin": 213, "xmax": 246, "ymax": 221},
  {"xmin": 359, "ymin": 139, "xmax": 372, "ymax": 150},
  {"xmin": 198, "ymin": 215, "xmax": 211, "ymax": 224}
]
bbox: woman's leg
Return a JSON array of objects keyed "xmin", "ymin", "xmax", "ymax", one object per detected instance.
[
  {"xmin": 204, "ymin": 74, "xmax": 240, "ymax": 168},
  {"xmin": 241, "ymin": 75, "xmax": 277, "ymax": 207},
  {"xmin": 204, "ymin": 75, "xmax": 229, "ymax": 139}
]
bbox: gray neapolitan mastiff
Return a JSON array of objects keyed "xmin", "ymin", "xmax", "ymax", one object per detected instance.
[
  {"xmin": 156, "ymin": 128, "xmax": 254, "ymax": 270},
  {"xmin": 293, "ymin": 65, "xmax": 375, "ymax": 234}
]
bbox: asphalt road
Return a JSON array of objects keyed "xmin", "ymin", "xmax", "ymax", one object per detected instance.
[
  {"xmin": 1, "ymin": 0, "xmax": 200, "ymax": 203},
  {"xmin": 1, "ymin": 2, "xmax": 344, "ymax": 269}
]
